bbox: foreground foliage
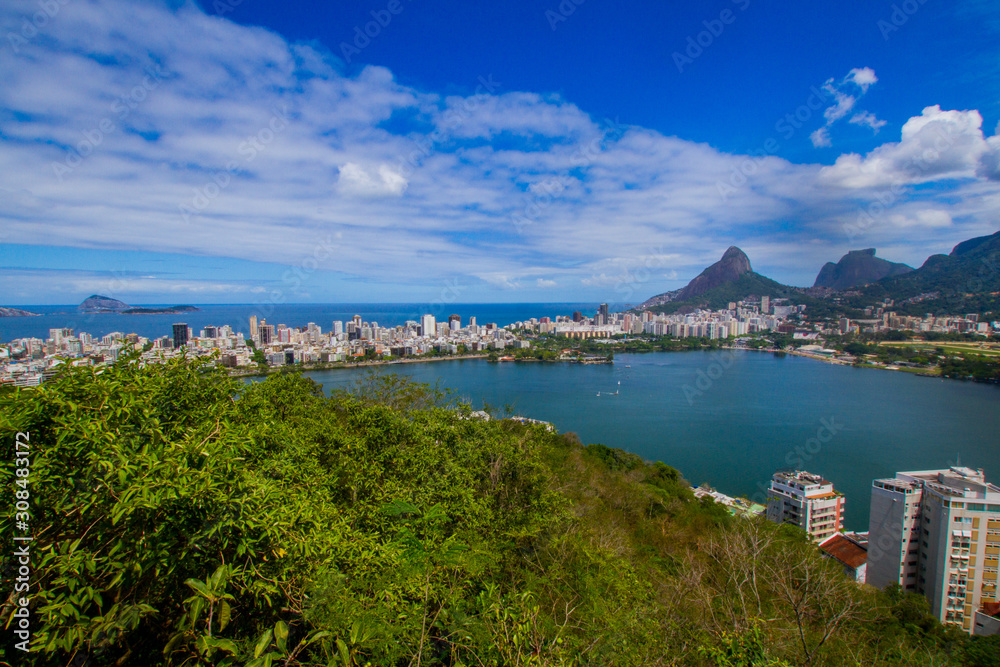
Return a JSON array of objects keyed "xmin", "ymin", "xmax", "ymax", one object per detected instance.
[{"xmin": 0, "ymin": 356, "xmax": 993, "ymax": 665}]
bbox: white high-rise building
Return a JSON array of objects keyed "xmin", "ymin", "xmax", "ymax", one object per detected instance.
[
  {"xmin": 766, "ymin": 470, "xmax": 845, "ymax": 542},
  {"xmin": 421, "ymin": 314, "xmax": 436, "ymax": 337},
  {"xmin": 868, "ymin": 467, "xmax": 1000, "ymax": 633}
]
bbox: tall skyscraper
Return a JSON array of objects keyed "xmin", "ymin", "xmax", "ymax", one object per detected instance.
[
  {"xmin": 421, "ymin": 314, "xmax": 436, "ymax": 337},
  {"xmin": 766, "ymin": 470, "xmax": 845, "ymax": 542},
  {"xmin": 598, "ymin": 303, "xmax": 609, "ymax": 325},
  {"xmin": 868, "ymin": 467, "xmax": 1000, "ymax": 633},
  {"xmin": 172, "ymin": 323, "xmax": 188, "ymax": 349},
  {"xmin": 249, "ymin": 315, "xmax": 258, "ymax": 340}
]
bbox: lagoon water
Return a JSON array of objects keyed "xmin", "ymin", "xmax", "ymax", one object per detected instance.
[{"xmin": 305, "ymin": 351, "xmax": 1000, "ymax": 531}]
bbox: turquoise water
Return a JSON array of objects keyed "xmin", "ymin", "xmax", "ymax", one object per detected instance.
[{"xmin": 304, "ymin": 351, "xmax": 1000, "ymax": 531}]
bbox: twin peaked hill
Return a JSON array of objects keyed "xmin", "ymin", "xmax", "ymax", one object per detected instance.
[
  {"xmin": 638, "ymin": 230, "xmax": 1000, "ymax": 314},
  {"xmin": 637, "ymin": 246, "xmax": 795, "ymax": 313}
]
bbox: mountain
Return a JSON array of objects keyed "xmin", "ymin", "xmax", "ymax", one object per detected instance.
[
  {"xmin": 873, "ymin": 230, "xmax": 1000, "ymax": 295},
  {"xmin": 79, "ymin": 294, "xmax": 130, "ymax": 311},
  {"xmin": 0, "ymin": 306, "xmax": 40, "ymax": 317},
  {"xmin": 848, "ymin": 230, "xmax": 1000, "ymax": 314},
  {"xmin": 637, "ymin": 246, "xmax": 797, "ymax": 313},
  {"xmin": 813, "ymin": 248, "xmax": 913, "ymax": 290},
  {"xmin": 679, "ymin": 246, "xmax": 753, "ymax": 301}
]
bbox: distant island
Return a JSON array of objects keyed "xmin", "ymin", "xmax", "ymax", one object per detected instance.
[
  {"xmin": 78, "ymin": 294, "xmax": 199, "ymax": 314},
  {"xmin": 0, "ymin": 306, "xmax": 40, "ymax": 317},
  {"xmin": 78, "ymin": 294, "xmax": 131, "ymax": 311}
]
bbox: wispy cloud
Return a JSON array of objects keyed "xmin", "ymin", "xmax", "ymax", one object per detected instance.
[
  {"xmin": 810, "ymin": 67, "xmax": 885, "ymax": 148},
  {"xmin": 1, "ymin": 1, "xmax": 999, "ymax": 301}
]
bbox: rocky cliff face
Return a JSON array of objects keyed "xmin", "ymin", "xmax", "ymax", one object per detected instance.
[
  {"xmin": 813, "ymin": 249, "xmax": 913, "ymax": 290},
  {"xmin": 637, "ymin": 246, "xmax": 757, "ymax": 310},
  {"xmin": 677, "ymin": 246, "xmax": 753, "ymax": 301}
]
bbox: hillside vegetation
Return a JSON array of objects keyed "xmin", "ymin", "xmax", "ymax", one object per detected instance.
[{"xmin": 1, "ymin": 355, "xmax": 997, "ymax": 666}]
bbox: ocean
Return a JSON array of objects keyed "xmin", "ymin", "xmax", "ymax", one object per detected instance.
[{"xmin": 0, "ymin": 302, "xmax": 608, "ymax": 341}]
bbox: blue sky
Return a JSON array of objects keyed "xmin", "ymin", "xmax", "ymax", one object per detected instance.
[{"xmin": 2, "ymin": 0, "xmax": 999, "ymax": 305}]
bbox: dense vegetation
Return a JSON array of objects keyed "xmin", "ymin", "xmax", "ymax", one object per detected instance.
[
  {"xmin": 646, "ymin": 273, "xmax": 798, "ymax": 315},
  {"xmin": 1, "ymin": 355, "xmax": 997, "ymax": 665},
  {"xmin": 841, "ymin": 231, "xmax": 1000, "ymax": 315}
]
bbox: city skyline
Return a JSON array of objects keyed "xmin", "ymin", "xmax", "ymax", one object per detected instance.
[{"xmin": 3, "ymin": 1, "xmax": 1000, "ymax": 305}]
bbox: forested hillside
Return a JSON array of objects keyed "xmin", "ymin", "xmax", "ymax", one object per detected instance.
[{"xmin": 1, "ymin": 356, "xmax": 997, "ymax": 666}]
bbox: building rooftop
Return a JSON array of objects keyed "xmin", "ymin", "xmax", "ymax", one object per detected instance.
[
  {"xmin": 979, "ymin": 602, "xmax": 1000, "ymax": 620},
  {"xmin": 773, "ymin": 470, "xmax": 831, "ymax": 486},
  {"xmin": 819, "ymin": 534, "xmax": 868, "ymax": 569}
]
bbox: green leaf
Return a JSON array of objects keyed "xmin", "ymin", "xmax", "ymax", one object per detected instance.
[
  {"xmin": 205, "ymin": 637, "xmax": 239, "ymax": 654},
  {"xmin": 336, "ymin": 638, "xmax": 350, "ymax": 667},
  {"xmin": 185, "ymin": 578, "xmax": 212, "ymax": 598},
  {"xmin": 274, "ymin": 620, "xmax": 288, "ymax": 653},
  {"xmin": 218, "ymin": 600, "xmax": 231, "ymax": 632},
  {"xmin": 253, "ymin": 628, "xmax": 273, "ymax": 659}
]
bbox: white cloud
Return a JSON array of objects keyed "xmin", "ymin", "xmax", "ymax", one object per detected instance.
[
  {"xmin": 849, "ymin": 111, "xmax": 887, "ymax": 133},
  {"xmin": 820, "ymin": 106, "xmax": 996, "ymax": 188},
  {"xmin": 810, "ymin": 68, "xmax": 883, "ymax": 147},
  {"xmin": 0, "ymin": 3, "xmax": 998, "ymax": 299},
  {"xmin": 810, "ymin": 127, "xmax": 832, "ymax": 148},
  {"xmin": 822, "ymin": 88, "xmax": 856, "ymax": 124},
  {"xmin": 888, "ymin": 209, "xmax": 953, "ymax": 229},
  {"xmin": 337, "ymin": 163, "xmax": 408, "ymax": 197},
  {"xmin": 846, "ymin": 67, "xmax": 878, "ymax": 92}
]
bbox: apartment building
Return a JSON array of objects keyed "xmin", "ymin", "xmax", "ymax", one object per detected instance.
[
  {"xmin": 868, "ymin": 467, "xmax": 1000, "ymax": 633},
  {"xmin": 766, "ymin": 470, "xmax": 845, "ymax": 542}
]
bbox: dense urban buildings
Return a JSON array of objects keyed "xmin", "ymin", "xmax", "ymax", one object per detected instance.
[
  {"xmin": 766, "ymin": 470, "xmax": 846, "ymax": 542},
  {"xmin": 868, "ymin": 467, "xmax": 1000, "ymax": 634}
]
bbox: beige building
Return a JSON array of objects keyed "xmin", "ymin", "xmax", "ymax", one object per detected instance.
[
  {"xmin": 766, "ymin": 470, "xmax": 845, "ymax": 542},
  {"xmin": 868, "ymin": 467, "xmax": 1000, "ymax": 633}
]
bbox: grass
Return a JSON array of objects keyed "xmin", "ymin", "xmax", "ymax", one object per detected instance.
[{"xmin": 877, "ymin": 341, "xmax": 1000, "ymax": 358}]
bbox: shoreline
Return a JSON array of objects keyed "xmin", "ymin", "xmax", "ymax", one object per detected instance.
[
  {"xmin": 231, "ymin": 344, "xmax": 953, "ymax": 381},
  {"xmin": 230, "ymin": 351, "xmax": 617, "ymax": 379}
]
